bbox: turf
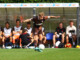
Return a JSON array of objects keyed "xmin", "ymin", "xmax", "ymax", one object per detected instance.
[{"xmin": 0, "ymin": 48, "xmax": 80, "ymax": 60}]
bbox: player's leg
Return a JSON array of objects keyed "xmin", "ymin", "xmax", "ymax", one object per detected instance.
[
  {"xmin": 10, "ymin": 36, "xmax": 12, "ymax": 43},
  {"xmin": 2, "ymin": 36, "xmax": 5, "ymax": 48},
  {"xmin": 12, "ymin": 35, "xmax": 19, "ymax": 47},
  {"xmin": 52, "ymin": 35, "xmax": 57, "ymax": 47},
  {"xmin": 38, "ymin": 34, "xmax": 43, "ymax": 44},
  {"xmin": 34, "ymin": 35, "xmax": 38, "ymax": 47},
  {"xmin": 72, "ymin": 35, "xmax": 77, "ymax": 46},
  {"xmin": 66, "ymin": 35, "xmax": 69, "ymax": 43},
  {"xmin": 9, "ymin": 36, "xmax": 13, "ymax": 47},
  {"xmin": 61, "ymin": 33, "xmax": 65, "ymax": 43},
  {"xmin": 0, "ymin": 36, "xmax": 2, "ymax": 47},
  {"xmin": 42, "ymin": 36, "xmax": 46, "ymax": 44}
]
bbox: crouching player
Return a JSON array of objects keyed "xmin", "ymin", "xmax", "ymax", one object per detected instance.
[
  {"xmin": 2, "ymin": 22, "xmax": 12, "ymax": 48},
  {"xmin": 12, "ymin": 19, "xmax": 23, "ymax": 48},
  {"xmin": 20, "ymin": 29, "xmax": 34, "ymax": 48}
]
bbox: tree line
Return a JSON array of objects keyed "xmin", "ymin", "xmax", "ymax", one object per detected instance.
[{"xmin": 0, "ymin": 0, "xmax": 79, "ymax": 3}]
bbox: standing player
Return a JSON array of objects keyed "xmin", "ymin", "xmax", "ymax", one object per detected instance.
[
  {"xmin": 2, "ymin": 22, "xmax": 12, "ymax": 48},
  {"xmin": 12, "ymin": 19, "xmax": 23, "ymax": 47},
  {"xmin": 24, "ymin": 22, "xmax": 32, "ymax": 35},
  {"xmin": 23, "ymin": 12, "xmax": 60, "ymax": 47}
]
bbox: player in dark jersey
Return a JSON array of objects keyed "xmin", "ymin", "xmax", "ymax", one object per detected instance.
[
  {"xmin": 20, "ymin": 29, "xmax": 34, "ymax": 48},
  {"xmin": 52, "ymin": 22, "xmax": 65, "ymax": 48},
  {"xmin": 23, "ymin": 12, "xmax": 60, "ymax": 47}
]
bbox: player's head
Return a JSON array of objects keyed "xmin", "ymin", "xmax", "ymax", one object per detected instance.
[
  {"xmin": 26, "ymin": 22, "xmax": 31, "ymax": 29},
  {"xmin": 59, "ymin": 22, "xmax": 63, "ymax": 28},
  {"xmin": 69, "ymin": 20, "xmax": 74, "ymax": 27},
  {"xmin": 23, "ymin": 29, "xmax": 27, "ymax": 33},
  {"xmin": 16, "ymin": 19, "xmax": 20, "ymax": 26},
  {"xmin": 5, "ymin": 21, "xmax": 10, "ymax": 29},
  {"xmin": 39, "ymin": 12, "xmax": 44, "ymax": 19}
]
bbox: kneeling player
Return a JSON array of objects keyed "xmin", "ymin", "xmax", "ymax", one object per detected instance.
[
  {"xmin": 12, "ymin": 19, "xmax": 23, "ymax": 47},
  {"xmin": 20, "ymin": 29, "xmax": 34, "ymax": 48},
  {"xmin": 2, "ymin": 22, "xmax": 12, "ymax": 48}
]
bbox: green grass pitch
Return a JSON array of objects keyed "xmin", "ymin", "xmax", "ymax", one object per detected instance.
[{"xmin": 0, "ymin": 48, "xmax": 80, "ymax": 60}]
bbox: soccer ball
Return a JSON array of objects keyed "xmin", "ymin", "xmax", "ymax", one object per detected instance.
[{"xmin": 39, "ymin": 44, "xmax": 45, "ymax": 50}]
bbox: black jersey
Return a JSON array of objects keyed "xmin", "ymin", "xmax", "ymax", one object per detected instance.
[
  {"xmin": 31, "ymin": 16, "xmax": 46, "ymax": 27},
  {"xmin": 20, "ymin": 33, "xmax": 31, "ymax": 43},
  {"xmin": 56, "ymin": 27, "xmax": 65, "ymax": 34}
]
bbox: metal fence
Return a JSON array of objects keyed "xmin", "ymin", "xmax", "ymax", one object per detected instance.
[
  {"xmin": 0, "ymin": 7, "xmax": 77, "ymax": 31},
  {"xmin": 0, "ymin": 7, "xmax": 79, "ymax": 44}
]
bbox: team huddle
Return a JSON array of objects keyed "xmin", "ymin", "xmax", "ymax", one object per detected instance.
[{"xmin": 0, "ymin": 12, "xmax": 77, "ymax": 48}]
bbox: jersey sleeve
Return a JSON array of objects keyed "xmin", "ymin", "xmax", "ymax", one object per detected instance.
[
  {"xmin": 64, "ymin": 28, "xmax": 66, "ymax": 33},
  {"xmin": 21, "ymin": 27, "xmax": 23, "ymax": 30},
  {"xmin": 11, "ymin": 28, "xmax": 13, "ymax": 32},
  {"xmin": 1, "ymin": 27, "xmax": 3, "ymax": 32},
  {"xmin": 44, "ymin": 16, "xmax": 50, "ymax": 20},
  {"xmin": 12, "ymin": 27, "xmax": 14, "ymax": 31},
  {"xmin": 55, "ymin": 27, "xmax": 58, "ymax": 32}
]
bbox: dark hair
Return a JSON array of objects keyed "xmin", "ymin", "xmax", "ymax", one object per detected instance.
[
  {"xmin": 16, "ymin": 19, "xmax": 20, "ymax": 23},
  {"xmin": 5, "ymin": 21, "xmax": 9, "ymax": 25},
  {"xmin": 70, "ymin": 20, "xmax": 73, "ymax": 23},
  {"xmin": 27, "ymin": 22, "xmax": 31, "ymax": 24},
  {"xmin": 59, "ymin": 22, "xmax": 63, "ymax": 25},
  {"xmin": 23, "ymin": 29, "xmax": 27, "ymax": 33}
]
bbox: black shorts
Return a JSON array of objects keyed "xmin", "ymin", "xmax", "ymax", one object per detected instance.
[
  {"xmin": 22, "ymin": 40, "xmax": 31, "ymax": 46},
  {"xmin": 56, "ymin": 35, "xmax": 62, "ymax": 41},
  {"xmin": 32, "ymin": 26, "xmax": 43, "ymax": 35},
  {"xmin": 5, "ymin": 37, "xmax": 10, "ymax": 42}
]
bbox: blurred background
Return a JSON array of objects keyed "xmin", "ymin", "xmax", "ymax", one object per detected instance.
[{"xmin": 0, "ymin": 8, "xmax": 77, "ymax": 33}]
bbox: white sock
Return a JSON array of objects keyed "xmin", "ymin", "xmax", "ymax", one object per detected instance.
[{"xmin": 73, "ymin": 42, "xmax": 75, "ymax": 45}]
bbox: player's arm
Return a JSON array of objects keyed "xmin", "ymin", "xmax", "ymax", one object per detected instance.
[
  {"xmin": 17, "ymin": 30, "xmax": 22, "ymax": 34},
  {"xmin": 44, "ymin": 16, "xmax": 60, "ymax": 19},
  {"xmin": 54, "ymin": 28, "xmax": 58, "ymax": 35},
  {"xmin": 18, "ymin": 27, "xmax": 23, "ymax": 34},
  {"xmin": 12, "ymin": 27, "xmax": 17, "ymax": 35},
  {"xmin": 2, "ymin": 29, "xmax": 6, "ymax": 37},
  {"xmin": 30, "ymin": 33, "xmax": 33, "ymax": 38},
  {"xmin": 49, "ymin": 16, "xmax": 60, "ymax": 18},
  {"xmin": 10, "ymin": 29, "xmax": 13, "ymax": 36},
  {"xmin": 23, "ymin": 18, "xmax": 32, "ymax": 23},
  {"xmin": 0, "ymin": 31, "xmax": 2, "ymax": 36},
  {"xmin": 13, "ymin": 31, "xmax": 18, "ymax": 34}
]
